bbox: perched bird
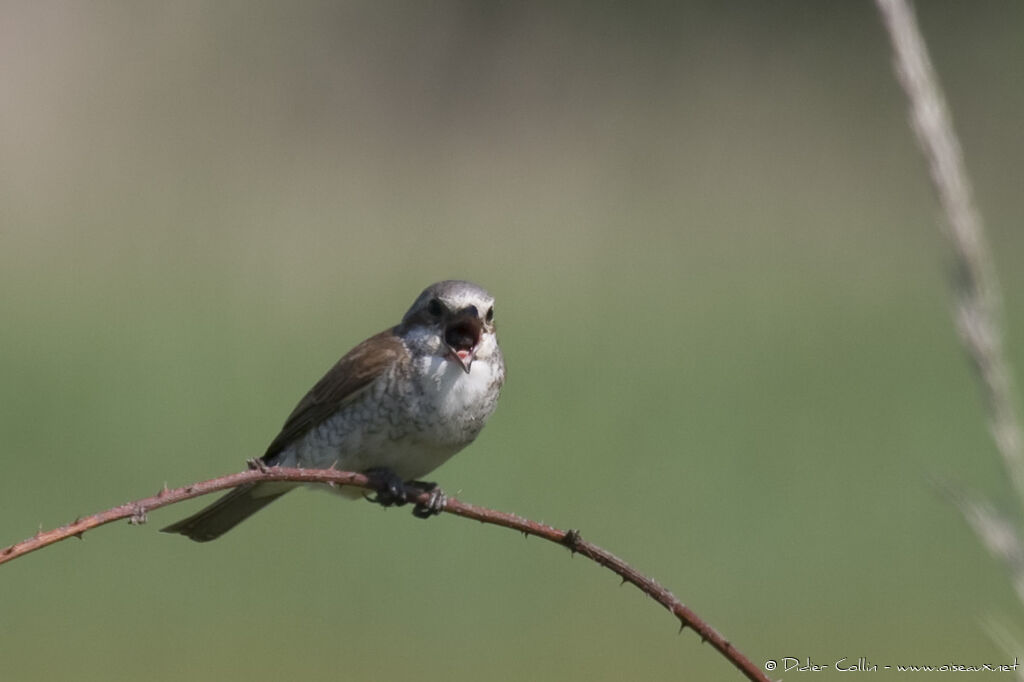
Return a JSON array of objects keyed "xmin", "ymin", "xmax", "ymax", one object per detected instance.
[{"xmin": 161, "ymin": 280, "xmax": 505, "ymax": 542}]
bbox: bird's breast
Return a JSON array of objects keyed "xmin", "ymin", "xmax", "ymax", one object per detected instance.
[
  {"xmin": 281, "ymin": 352, "xmax": 502, "ymax": 481},
  {"xmin": 407, "ymin": 354, "xmax": 502, "ymax": 443}
]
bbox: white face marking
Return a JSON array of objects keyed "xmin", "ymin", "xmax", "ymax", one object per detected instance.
[{"xmin": 402, "ymin": 319, "xmax": 501, "ymax": 366}]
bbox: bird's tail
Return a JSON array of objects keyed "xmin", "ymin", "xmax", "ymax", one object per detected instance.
[{"xmin": 160, "ymin": 482, "xmax": 294, "ymax": 542}]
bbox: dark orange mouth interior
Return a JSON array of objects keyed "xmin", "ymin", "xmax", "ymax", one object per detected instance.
[{"xmin": 445, "ymin": 320, "xmax": 481, "ymax": 352}]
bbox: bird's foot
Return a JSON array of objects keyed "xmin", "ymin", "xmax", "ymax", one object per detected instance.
[
  {"xmin": 408, "ymin": 480, "xmax": 446, "ymax": 518},
  {"xmin": 363, "ymin": 471, "xmax": 446, "ymax": 518},
  {"xmin": 364, "ymin": 467, "xmax": 409, "ymax": 507}
]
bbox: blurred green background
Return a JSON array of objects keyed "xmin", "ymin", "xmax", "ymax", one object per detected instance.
[{"xmin": 3, "ymin": 2, "xmax": 1024, "ymax": 680}]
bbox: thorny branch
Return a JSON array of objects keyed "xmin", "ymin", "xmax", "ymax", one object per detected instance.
[{"xmin": 0, "ymin": 465, "xmax": 770, "ymax": 682}]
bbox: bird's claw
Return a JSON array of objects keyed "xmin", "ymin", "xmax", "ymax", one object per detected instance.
[
  {"xmin": 411, "ymin": 485, "xmax": 447, "ymax": 519},
  {"xmin": 364, "ymin": 468, "xmax": 409, "ymax": 507},
  {"xmin": 364, "ymin": 471, "xmax": 445, "ymax": 518}
]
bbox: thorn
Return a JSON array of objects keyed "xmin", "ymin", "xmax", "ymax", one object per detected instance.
[
  {"xmin": 678, "ymin": 622, "xmax": 687, "ymax": 634},
  {"xmin": 620, "ymin": 577, "xmax": 628, "ymax": 586},
  {"xmin": 128, "ymin": 505, "xmax": 148, "ymax": 526},
  {"xmin": 156, "ymin": 483, "xmax": 169, "ymax": 497},
  {"xmin": 561, "ymin": 528, "xmax": 582, "ymax": 554},
  {"xmin": 246, "ymin": 458, "xmax": 270, "ymax": 473}
]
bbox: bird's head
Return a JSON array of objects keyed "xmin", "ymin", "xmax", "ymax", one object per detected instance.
[{"xmin": 400, "ymin": 280, "xmax": 499, "ymax": 374}]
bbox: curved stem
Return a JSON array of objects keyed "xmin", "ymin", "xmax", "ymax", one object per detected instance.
[{"xmin": 0, "ymin": 466, "xmax": 769, "ymax": 681}]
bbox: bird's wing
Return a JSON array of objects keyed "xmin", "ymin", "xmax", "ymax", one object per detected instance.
[{"xmin": 262, "ymin": 328, "xmax": 406, "ymax": 461}]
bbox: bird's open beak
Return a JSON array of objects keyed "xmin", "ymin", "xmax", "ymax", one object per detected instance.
[{"xmin": 444, "ymin": 313, "xmax": 483, "ymax": 374}]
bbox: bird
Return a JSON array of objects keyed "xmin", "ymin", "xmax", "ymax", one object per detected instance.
[{"xmin": 161, "ymin": 280, "xmax": 505, "ymax": 542}]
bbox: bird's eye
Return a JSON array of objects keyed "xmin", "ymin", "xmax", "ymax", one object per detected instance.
[
  {"xmin": 485, "ymin": 306, "xmax": 494, "ymax": 323},
  {"xmin": 427, "ymin": 298, "xmax": 444, "ymax": 317}
]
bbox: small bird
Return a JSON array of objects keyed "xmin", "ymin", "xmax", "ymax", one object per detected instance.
[{"xmin": 161, "ymin": 280, "xmax": 505, "ymax": 542}]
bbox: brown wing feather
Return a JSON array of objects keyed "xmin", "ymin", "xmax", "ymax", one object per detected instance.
[{"xmin": 262, "ymin": 328, "xmax": 406, "ymax": 461}]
